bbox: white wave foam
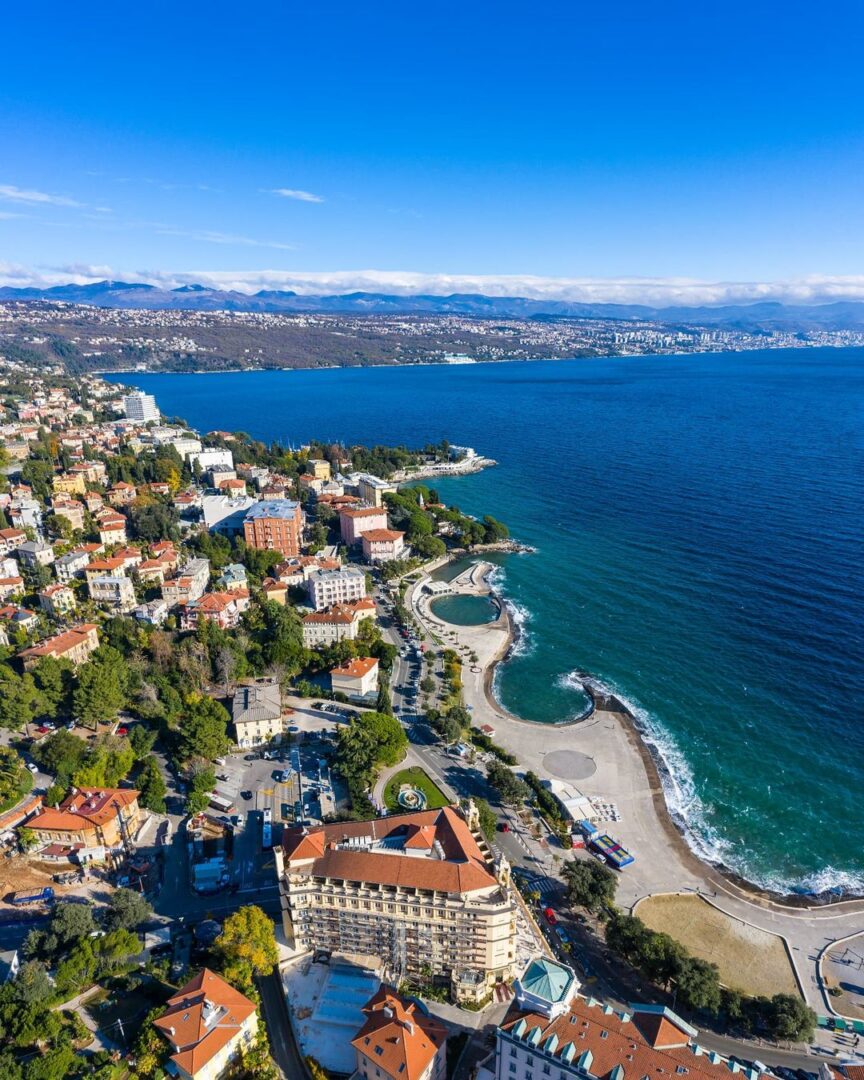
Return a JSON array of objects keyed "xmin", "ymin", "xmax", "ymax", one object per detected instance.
[
  {"xmin": 585, "ymin": 675, "xmax": 737, "ymax": 871},
  {"xmin": 504, "ymin": 598, "xmax": 534, "ymax": 657},
  {"xmin": 585, "ymin": 674, "xmax": 864, "ymax": 896},
  {"xmin": 557, "ymin": 670, "xmax": 585, "ymax": 693}
]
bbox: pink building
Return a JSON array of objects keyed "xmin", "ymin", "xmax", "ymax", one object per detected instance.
[
  {"xmin": 361, "ymin": 528, "xmax": 406, "ymax": 563},
  {"xmin": 340, "ymin": 506, "xmax": 388, "ymax": 545}
]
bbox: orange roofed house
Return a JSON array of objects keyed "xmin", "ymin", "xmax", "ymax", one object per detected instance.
[
  {"xmin": 19, "ymin": 623, "xmax": 99, "ymax": 671},
  {"xmin": 153, "ymin": 968, "xmax": 258, "ymax": 1080},
  {"xmin": 329, "ymin": 655, "xmax": 379, "ymax": 699},
  {"xmin": 28, "ymin": 787, "xmax": 140, "ymax": 848},
  {"xmin": 274, "ymin": 801, "xmax": 517, "ymax": 1004},
  {"xmin": 352, "ymin": 986, "xmax": 447, "ymax": 1080}
]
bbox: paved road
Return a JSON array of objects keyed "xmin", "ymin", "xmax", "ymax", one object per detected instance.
[{"xmin": 259, "ymin": 968, "xmax": 307, "ymax": 1080}]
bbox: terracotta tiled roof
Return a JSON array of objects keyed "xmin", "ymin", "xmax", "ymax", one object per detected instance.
[
  {"xmin": 362, "ymin": 529, "xmax": 404, "ymax": 542},
  {"xmin": 351, "ymin": 986, "xmax": 447, "ymax": 1080},
  {"xmin": 19, "ymin": 623, "xmax": 98, "ymax": 662},
  {"xmin": 282, "ymin": 806, "xmax": 497, "ymax": 894},
  {"xmin": 33, "ymin": 787, "xmax": 138, "ymax": 833},
  {"xmin": 331, "ymin": 656, "xmax": 378, "ymax": 678},
  {"xmin": 341, "ymin": 507, "xmax": 387, "ymax": 518},
  {"xmin": 153, "ymin": 967, "xmax": 257, "ymax": 1077},
  {"xmin": 500, "ymin": 999, "xmax": 748, "ymax": 1080}
]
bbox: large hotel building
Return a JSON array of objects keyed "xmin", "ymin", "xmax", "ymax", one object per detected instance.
[
  {"xmin": 274, "ymin": 801, "xmax": 518, "ymax": 1004},
  {"xmin": 243, "ymin": 499, "xmax": 305, "ymax": 557}
]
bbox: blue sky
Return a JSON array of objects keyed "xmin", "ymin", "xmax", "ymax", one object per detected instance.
[{"xmin": 2, "ymin": 0, "xmax": 864, "ymax": 303}]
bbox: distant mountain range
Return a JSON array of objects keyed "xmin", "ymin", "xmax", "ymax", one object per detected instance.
[{"xmin": 4, "ymin": 279, "xmax": 864, "ymax": 330}]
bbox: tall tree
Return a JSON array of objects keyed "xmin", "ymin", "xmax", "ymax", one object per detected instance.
[{"xmin": 214, "ymin": 905, "xmax": 278, "ymax": 988}]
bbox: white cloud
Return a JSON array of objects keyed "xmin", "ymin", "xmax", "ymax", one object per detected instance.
[
  {"xmin": 269, "ymin": 188, "xmax": 324, "ymax": 203},
  {"xmin": 0, "ymin": 184, "xmax": 85, "ymax": 208},
  {"xmin": 4, "ymin": 264, "xmax": 864, "ymax": 307},
  {"xmin": 0, "ymin": 211, "xmax": 25, "ymax": 220},
  {"xmin": 152, "ymin": 226, "xmax": 296, "ymax": 251}
]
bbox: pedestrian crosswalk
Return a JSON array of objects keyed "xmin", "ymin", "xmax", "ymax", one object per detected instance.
[{"xmin": 517, "ymin": 870, "xmax": 558, "ymax": 898}]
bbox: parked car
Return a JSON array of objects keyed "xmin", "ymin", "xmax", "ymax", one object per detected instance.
[
  {"xmin": 497, "ymin": 822, "xmax": 510, "ymax": 833},
  {"xmin": 241, "ymin": 790, "xmax": 253, "ymax": 800},
  {"xmin": 312, "ymin": 702, "xmax": 326, "ymax": 710},
  {"xmin": 27, "ymin": 762, "xmax": 39, "ymax": 773}
]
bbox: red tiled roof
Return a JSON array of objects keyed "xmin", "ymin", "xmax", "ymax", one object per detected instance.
[
  {"xmin": 153, "ymin": 968, "xmax": 257, "ymax": 1077},
  {"xmin": 351, "ymin": 986, "xmax": 446, "ymax": 1080},
  {"xmin": 362, "ymin": 529, "xmax": 404, "ymax": 542},
  {"xmin": 331, "ymin": 656, "xmax": 378, "ymax": 679},
  {"xmin": 33, "ymin": 787, "xmax": 138, "ymax": 833},
  {"xmin": 282, "ymin": 806, "xmax": 496, "ymax": 894},
  {"xmin": 501, "ymin": 999, "xmax": 746, "ymax": 1080}
]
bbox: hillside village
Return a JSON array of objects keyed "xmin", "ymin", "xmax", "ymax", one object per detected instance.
[{"xmin": 0, "ymin": 366, "xmax": 853, "ymax": 1080}]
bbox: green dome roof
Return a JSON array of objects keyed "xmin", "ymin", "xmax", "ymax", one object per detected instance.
[{"xmin": 519, "ymin": 958, "xmax": 574, "ymax": 1004}]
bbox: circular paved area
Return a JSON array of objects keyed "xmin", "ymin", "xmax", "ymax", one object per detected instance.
[{"xmin": 543, "ymin": 748, "xmax": 597, "ymax": 781}]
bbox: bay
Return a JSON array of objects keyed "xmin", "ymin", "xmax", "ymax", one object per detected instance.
[{"xmin": 106, "ymin": 348, "xmax": 864, "ymax": 893}]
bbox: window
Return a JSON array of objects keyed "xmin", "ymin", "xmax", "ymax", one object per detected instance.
[{"xmin": 511, "ymin": 1048, "xmax": 517, "ymax": 1058}]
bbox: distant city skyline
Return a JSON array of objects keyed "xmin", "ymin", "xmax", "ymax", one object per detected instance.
[{"xmin": 2, "ymin": 1, "xmax": 863, "ymax": 304}]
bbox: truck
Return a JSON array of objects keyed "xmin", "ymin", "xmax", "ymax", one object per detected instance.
[
  {"xmin": 208, "ymin": 793, "xmax": 235, "ymax": 814},
  {"xmin": 11, "ymin": 886, "xmax": 55, "ymax": 906},
  {"xmin": 589, "ymin": 833, "xmax": 635, "ymax": 869}
]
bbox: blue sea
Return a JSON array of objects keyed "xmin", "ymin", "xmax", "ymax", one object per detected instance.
[{"xmin": 106, "ymin": 349, "xmax": 864, "ymax": 894}]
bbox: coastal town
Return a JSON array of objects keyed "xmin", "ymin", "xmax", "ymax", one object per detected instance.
[
  {"xmin": 0, "ymin": 365, "xmax": 861, "ymax": 1080},
  {"xmin": 4, "ymin": 299, "xmax": 864, "ymax": 375}
]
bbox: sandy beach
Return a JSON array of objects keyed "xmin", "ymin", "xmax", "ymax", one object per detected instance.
[{"xmin": 406, "ymin": 559, "xmax": 864, "ymax": 1018}]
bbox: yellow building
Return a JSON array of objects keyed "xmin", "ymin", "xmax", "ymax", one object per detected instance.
[
  {"xmin": 52, "ymin": 473, "xmax": 87, "ymax": 496},
  {"xmin": 274, "ymin": 801, "xmax": 517, "ymax": 1004},
  {"xmin": 307, "ymin": 457, "xmax": 332, "ymax": 481}
]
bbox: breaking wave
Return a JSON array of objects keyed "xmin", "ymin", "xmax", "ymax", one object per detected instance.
[{"xmin": 576, "ymin": 674, "xmax": 864, "ymax": 896}]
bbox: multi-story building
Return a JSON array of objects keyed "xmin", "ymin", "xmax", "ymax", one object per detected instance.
[
  {"xmin": 330, "ymin": 655, "xmax": 379, "ymax": 699},
  {"xmin": 231, "ymin": 680, "xmax": 283, "ymax": 748},
  {"xmin": 89, "ymin": 575, "xmax": 137, "ymax": 613},
  {"xmin": 307, "ymin": 457, "xmax": 332, "ymax": 481},
  {"xmin": 107, "ymin": 481, "xmax": 137, "ymax": 506},
  {"xmin": 301, "ymin": 597, "xmax": 377, "ymax": 647},
  {"xmin": 361, "ymin": 528, "xmax": 406, "ymax": 563},
  {"xmin": 307, "ymin": 566, "xmax": 366, "ymax": 611},
  {"xmin": 19, "ymin": 623, "xmax": 99, "ymax": 670},
  {"xmin": 202, "ymin": 493, "xmax": 258, "ymax": 536},
  {"xmin": 28, "ymin": 787, "xmax": 140, "ymax": 847},
  {"xmin": 38, "ymin": 583, "xmax": 76, "ymax": 619},
  {"xmin": 52, "ymin": 472, "xmax": 87, "ymax": 496},
  {"xmin": 161, "ymin": 558, "xmax": 210, "ymax": 607},
  {"xmin": 492, "ymin": 956, "xmax": 768, "ymax": 1080},
  {"xmin": 55, "ymin": 546, "xmax": 100, "ymax": 583},
  {"xmin": 51, "ymin": 497, "xmax": 85, "ymax": 533},
  {"xmin": 243, "ymin": 500, "xmax": 304, "ymax": 557},
  {"xmin": 340, "ymin": 506, "xmax": 388, "ymax": 545},
  {"xmin": 16, "ymin": 540, "xmax": 55, "ymax": 569},
  {"xmin": 357, "ymin": 473, "xmax": 398, "ymax": 508},
  {"xmin": 190, "ymin": 447, "xmax": 234, "ymax": 473},
  {"xmin": 122, "ymin": 391, "xmax": 159, "ymax": 422},
  {"xmin": 274, "ymin": 801, "xmax": 518, "ymax": 1004},
  {"xmin": 0, "ymin": 528, "xmax": 27, "ymax": 556},
  {"xmin": 153, "ymin": 968, "xmax": 258, "ymax": 1080},
  {"xmin": 85, "ymin": 556, "xmax": 128, "ymax": 584},
  {"xmin": 98, "ymin": 516, "xmax": 128, "ymax": 547},
  {"xmin": 351, "ymin": 986, "xmax": 447, "ymax": 1080},
  {"xmin": 181, "ymin": 589, "xmax": 250, "ymax": 631}
]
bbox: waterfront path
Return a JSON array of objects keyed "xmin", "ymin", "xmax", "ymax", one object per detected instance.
[{"xmin": 406, "ymin": 565, "xmax": 864, "ymax": 1026}]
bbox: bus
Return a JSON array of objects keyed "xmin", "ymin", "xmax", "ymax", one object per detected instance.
[
  {"xmin": 262, "ymin": 807, "xmax": 272, "ymax": 848},
  {"xmin": 208, "ymin": 793, "xmax": 235, "ymax": 814}
]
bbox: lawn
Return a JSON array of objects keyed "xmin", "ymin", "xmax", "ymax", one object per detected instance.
[
  {"xmin": 636, "ymin": 893, "xmax": 800, "ymax": 998},
  {"xmin": 384, "ymin": 766, "xmax": 449, "ymax": 813}
]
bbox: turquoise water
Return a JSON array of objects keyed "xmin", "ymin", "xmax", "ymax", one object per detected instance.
[
  {"xmin": 107, "ymin": 349, "xmax": 864, "ymax": 894},
  {"xmin": 430, "ymin": 593, "xmax": 500, "ymax": 625}
]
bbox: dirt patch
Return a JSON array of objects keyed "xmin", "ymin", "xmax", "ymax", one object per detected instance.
[{"xmin": 636, "ymin": 893, "xmax": 799, "ymax": 998}]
